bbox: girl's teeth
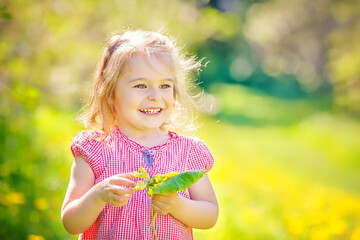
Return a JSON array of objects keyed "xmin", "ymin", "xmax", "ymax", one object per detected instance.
[{"xmin": 141, "ymin": 108, "xmax": 161, "ymax": 114}]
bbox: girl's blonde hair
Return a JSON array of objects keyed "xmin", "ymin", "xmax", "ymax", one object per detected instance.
[{"xmin": 78, "ymin": 29, "xmax": 203, "ymax": 139}]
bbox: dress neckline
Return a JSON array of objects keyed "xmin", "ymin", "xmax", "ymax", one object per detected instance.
[{"xmin": 112, "ymin": 126, "xmax": 178, "ymax": 153}]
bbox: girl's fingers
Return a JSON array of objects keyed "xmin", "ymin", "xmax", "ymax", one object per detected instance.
[
  {"xmin": 108, "ymin": 193, "xmax": 131, "ymax": 206},
  {"xmin": 152, "ymin": 194, "xmax": 170, "ymax": 201},
  {"xmin": 151, "ymin": 205, "xmax": 162, "ymax": 214},
  {"xmin": 151, "ymin": 201, "xmax": 168, "ymax": 215},
  {"xmin": 117, "ymin": 172, "xmax": 135, "ymax": 179},
  {"xmin": 111, "ymin": 186, "xmax": 134, "ymax": 195},
  {"xmin": 110, "ymin": 176, "xmax": 137, "ymax": 188},
  {"xmin": 152, "ymin": 193, "xmax": 177, "ymax": 203},
  {"xmin": 152, "ymin": 198, "xmax": 168, "ymax": 209},
  {"xmin": 152, "ymin": 193, "xmax": 178, "ymax": 215}
]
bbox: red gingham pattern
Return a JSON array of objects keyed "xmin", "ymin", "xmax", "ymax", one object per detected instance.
[{"xmin": 70, "ymin": 127, "xmax": 214, "ymax": 240}]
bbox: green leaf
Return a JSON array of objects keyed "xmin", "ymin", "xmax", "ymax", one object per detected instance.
[{"xmin": 152, "ymin": 170, "xmax": 206, "ymax": 194}]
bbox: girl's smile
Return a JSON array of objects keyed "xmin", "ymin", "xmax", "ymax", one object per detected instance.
[
  {"xmin": 113, "ymin": 54, "xmax": 175, "ymax": 136},
  {"xmin": 139, "ymin": 107, "xmax": 163, "ymax": 115}
]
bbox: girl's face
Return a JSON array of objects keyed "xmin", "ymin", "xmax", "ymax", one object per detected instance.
[{"xmin": 113, "ymin": 54, "xmax": 175, "ymax": 135}]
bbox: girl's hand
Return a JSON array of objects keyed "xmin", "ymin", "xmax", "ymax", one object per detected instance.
[
  {"xmin": 96, "ymin": 172, "xmax": 136, "ymax": 207},
  {"xmin": 151, "ymin": 192, "xmax": 180, "ymax": 215}
]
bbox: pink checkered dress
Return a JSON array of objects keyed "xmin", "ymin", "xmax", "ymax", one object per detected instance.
[{"xmin": 70, "ymin": 127, "xmax": 214, "ymax": 240}]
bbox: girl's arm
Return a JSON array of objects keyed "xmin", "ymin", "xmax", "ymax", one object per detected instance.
[
  {"xmin": 61, "ymin": 156, "xmax": 136, "ymax": 234},
  {"xmin": 151, "ymin": 173, "xmax": 219, "ymax": 229}
]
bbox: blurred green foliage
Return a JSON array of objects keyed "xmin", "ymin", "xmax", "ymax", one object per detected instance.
[{"xmin": 1, "ymin": 0, "xmax": 360, "ymax": 239}]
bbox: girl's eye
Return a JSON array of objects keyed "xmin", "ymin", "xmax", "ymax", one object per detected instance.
[
  {"xmin": 160, "ymin": 84, "xmax": 172, "ymax": 89},
  {"xmin": 134, "ymin": 84, "xmax": 146, "ymax": 89}
]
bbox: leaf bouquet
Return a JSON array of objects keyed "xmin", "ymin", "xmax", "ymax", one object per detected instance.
[{"xmin": 132, "ymin": 167, "xmax": 206, "ymax": 240}]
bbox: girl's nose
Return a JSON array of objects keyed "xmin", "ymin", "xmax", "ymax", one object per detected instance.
[{"xmin": 147, "ymin": 87, "xmax": 160, "ymax": 101}]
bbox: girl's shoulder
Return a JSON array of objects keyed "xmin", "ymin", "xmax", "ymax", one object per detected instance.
[
  {"xmin": 175, "ymin": 132, "xmax": 204, "ymax": 143},
  {"xmin": 72, "ymin": 129, "xmax": 105, "ymax": 144},
  {"xmin": 70, "ymin": 130, "xmax": 108, "ymax": 175},
  {"xmin": 174, "ymin": 133, "xmax": 210, "ymax": 149},
  {"xmin": 174, "ymin": 133, "xmax": 214, "ymax": 171}
]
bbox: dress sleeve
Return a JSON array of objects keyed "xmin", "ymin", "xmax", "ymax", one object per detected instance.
[
  {"xmin": 70, "ymin": 131, "xmax": 103, "ymax": 176},
  {"xmin": 187, "ymin": 138, "xmax": 214, "ymax": 172}
]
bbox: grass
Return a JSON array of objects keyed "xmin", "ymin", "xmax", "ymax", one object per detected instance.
[{"xmin": 191, "ymin": 84, "xmax": 360, "ymax": 240}]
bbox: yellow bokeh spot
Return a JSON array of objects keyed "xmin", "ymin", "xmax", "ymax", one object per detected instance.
[
  {"xmin": 286, "ymin": 221, "xmax": 304, "ymax": 235},
  {"xmin": 351, "ymin": 227, "xmax": 360, "ymax": 240},
  {"xmin": 330, "ymin": 219, "xmax": 347, "ymax": 235},
  {"xmin": 28, "ymin": 234, "xmax": 45, "ymax": 240},
  {"xmin": 309, "ymin": 226, "xmax": 331, "ymax": 240},
  {"xmin": 35, "ymin": 198, "xmax": 49, "ymax": 210},
  {"xmin": 4, "ymin": 192, "xmax": 25, "ymax": 205}
]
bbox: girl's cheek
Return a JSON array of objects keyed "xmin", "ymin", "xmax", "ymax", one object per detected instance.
[{"xmin": 166, "ymin": 92, "xmax": 175, "ymax": 102}]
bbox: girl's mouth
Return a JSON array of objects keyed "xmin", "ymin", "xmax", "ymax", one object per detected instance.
[{"xmin": 139, "ymin": 108, "xmax": 163, "ymax": 115}]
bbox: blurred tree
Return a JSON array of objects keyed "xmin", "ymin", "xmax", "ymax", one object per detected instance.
[
  {"xmin": 196, "ymin": 0, "xmax": 314, "ymax": 99},
  {"xmin": 242, "ymin": 0, "xmax": 360, "ymax": 115}
]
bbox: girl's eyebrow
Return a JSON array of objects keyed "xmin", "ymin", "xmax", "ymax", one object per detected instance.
[
  {"xmin": 128, "ymin": 77, "xmax": 174, "ymax": 83},
  {"xmin": 161, "ymin": 78, "xmax": 174, "ymax": 83}
]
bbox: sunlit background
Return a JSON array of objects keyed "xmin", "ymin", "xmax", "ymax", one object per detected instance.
[{"xmin": 1, "ymin": 0, "xmax": 360, "ymax": 239}]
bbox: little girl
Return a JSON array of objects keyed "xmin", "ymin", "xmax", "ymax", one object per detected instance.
[{"xmin": 61, "ymin": 29, "xmax": 218, "ymax": 240}]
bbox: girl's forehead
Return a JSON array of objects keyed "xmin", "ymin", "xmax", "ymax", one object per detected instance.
[{"xmin": 123, "ymin": 54, "xmax": 175, "ymax": 79}]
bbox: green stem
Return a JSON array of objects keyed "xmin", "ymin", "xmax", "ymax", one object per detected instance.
[{"xmin": 151, "ymin": 208, "xmax": 158, "ymax": 240}]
